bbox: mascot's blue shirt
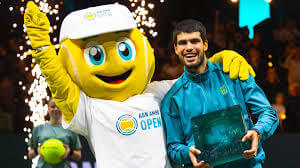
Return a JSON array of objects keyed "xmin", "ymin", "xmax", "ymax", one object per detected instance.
[{"xmin": 161, "ymin": 60, "xmax": 278, "ymax": 168}]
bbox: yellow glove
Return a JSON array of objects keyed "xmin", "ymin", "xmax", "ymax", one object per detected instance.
[
  {"xmin": 24, "ymin": 1, "xmax": 51, "ymax": 49},
  {"xmin": 209, "ymin": 50, "xmax": 256, "ymax": 81}
]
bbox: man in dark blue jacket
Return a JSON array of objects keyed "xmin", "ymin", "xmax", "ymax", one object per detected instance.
[{"xmin": 161, "ymin": 19, "xmax": 278, "ymax": 168}]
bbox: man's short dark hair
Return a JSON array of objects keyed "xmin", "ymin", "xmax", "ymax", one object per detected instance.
[{"xmin": 172, "ymin": 19, "xmax": 207, "ymax": 46}]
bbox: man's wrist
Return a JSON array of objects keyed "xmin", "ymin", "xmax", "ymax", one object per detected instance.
[{"xmin": 250, "ymin": 128, "xmax": 261, "ymax": 136}]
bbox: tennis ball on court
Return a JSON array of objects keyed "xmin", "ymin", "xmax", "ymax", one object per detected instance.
[{"xmin": 40, "ymin": 139, "xmax": 66, "ymax": 164}]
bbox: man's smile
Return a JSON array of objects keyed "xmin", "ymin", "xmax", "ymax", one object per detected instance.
[{"xmin": 184, "ymin": 53, "xmax": 198, "ymax": 62}]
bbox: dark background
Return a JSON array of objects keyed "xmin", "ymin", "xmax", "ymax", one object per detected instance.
[{"xmin": 0, "ymin": 0, "xmax": 299, "ymax": 167}]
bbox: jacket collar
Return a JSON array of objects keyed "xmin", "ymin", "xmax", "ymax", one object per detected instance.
[{"xmin": 183, "ymin": 60, "xmax": 212, "ymax": 82}]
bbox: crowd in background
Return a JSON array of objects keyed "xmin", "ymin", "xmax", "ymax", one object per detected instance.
[
  {"xmin": 0, "ymin": 36, "xmax": 30, "ymax": 133},
  {"xmin": 0, "ymin": 10, "xmax": 299, "ymax": 134}
]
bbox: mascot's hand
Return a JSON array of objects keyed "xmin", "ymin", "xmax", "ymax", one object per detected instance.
[
  {"xmin": 24, "ymin": 1, "xmax": 51, "ymax": 49},
  {"xmin": 209, "ymin": 50, "xmax": 256, "ymax": 81}
]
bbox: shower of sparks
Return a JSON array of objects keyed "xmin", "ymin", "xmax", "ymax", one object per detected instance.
[
  {"xmin": 123, "ymin": 0, "xmax": 164, "ymax": 38},
  {"xmin": 9, "ymin": 0, "xmax": 62, "ymax": 167}
]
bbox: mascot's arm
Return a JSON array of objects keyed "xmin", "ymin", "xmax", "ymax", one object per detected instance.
[
  {"xmin": 34, "ymin": 47, "xmax": 80, "ymax": 124},
  {"xmin": 209, "ymin": 50, "xmax": 256, "ymax": 81},
  {"xmin": 25, "ymin": 1, "xmax": 79, "ymax": 124}
]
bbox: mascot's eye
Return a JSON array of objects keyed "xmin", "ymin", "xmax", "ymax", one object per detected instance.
[
  {"xmin": 89, "ymin": 47, "xmax": 104, "ymax": 65},
  {"xmin": 118, "ymin": 42, "xmax": 131, "ymax": 59},
  {"xmin": 84, "ymin": 41, "xmax": 106, "ymax": 66},
  {"xmin": 116, "ymin": 37, "xmax": 136, "ymax": 62}
]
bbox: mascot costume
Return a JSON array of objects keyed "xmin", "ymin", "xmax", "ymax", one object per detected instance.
[{"xmin": 24, "ymin": 2, "xmax": 255, "ymax": 168}]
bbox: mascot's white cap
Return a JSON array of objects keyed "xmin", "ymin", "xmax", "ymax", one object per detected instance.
[{"xmin": 59, "ymin": 4, "xmax": 137, "ymax": 43}]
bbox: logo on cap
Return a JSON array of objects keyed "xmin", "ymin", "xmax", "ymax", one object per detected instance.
[
  {"xmin": 84, "ymin": 12, "xmax": 96, "ymax": 21},
  {"xmin": 96, "ymin": 9, "xmax": 112, "ymax": 18}
]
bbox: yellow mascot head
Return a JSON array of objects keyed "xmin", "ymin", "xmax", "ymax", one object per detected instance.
[{"xmin": 58, "ymin": 4, "xmax": 155, "ymax": 101}]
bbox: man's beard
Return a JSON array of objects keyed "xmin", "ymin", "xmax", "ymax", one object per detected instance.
[{"xmin": 182, "ymin": 48, "xmax": 205, "ymax": 70}]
